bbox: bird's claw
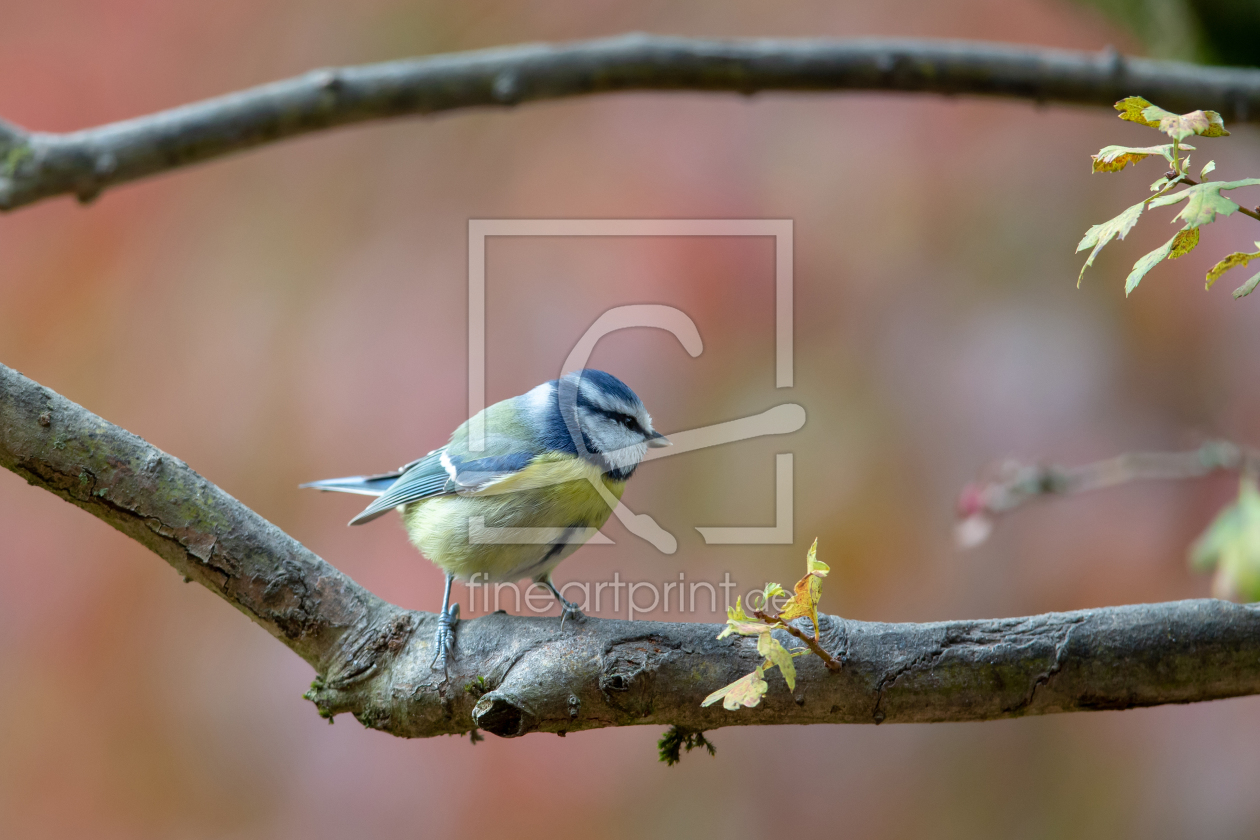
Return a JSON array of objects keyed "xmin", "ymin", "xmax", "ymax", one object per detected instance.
[
  {"xmin": 431, "ymin": 602, "xmax": 460, "ymax": 671},
  {"xmin": 558, "ymin": 597, "xmax": 585, "ymax": 632}
]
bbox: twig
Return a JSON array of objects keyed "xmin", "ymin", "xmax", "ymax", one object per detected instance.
[
  {"xmin": 956, "ymin": 439, "xmax": 1257, "ymax": 547},
  {"xmin": 751, "ymin": 608, "xmax": 843, "ymax": 671},
  {"xmin": 4, "ymin": 35, "xmax": 1260, "ymax": 211}
]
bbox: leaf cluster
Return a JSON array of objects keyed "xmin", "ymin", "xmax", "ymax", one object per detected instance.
[
  {"xmin": 1191, "ymin": 474, "xmax": 1260, "ymax": 602},
  {"xmin": 701, "ymin": 540, "xmax": 838, "ymax": 712},
  {"xmin": 1078, "ymin": 97, "xmax": 1260, "ymax": 297}
]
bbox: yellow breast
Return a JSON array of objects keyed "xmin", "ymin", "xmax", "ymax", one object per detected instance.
[{"xmin": 401, "ymin": 454, "xmax": 626, "ymax": 583}]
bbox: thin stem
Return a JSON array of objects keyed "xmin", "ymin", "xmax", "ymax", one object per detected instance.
[{"xmin": 752, "ymin": 608, "xmax": 843, "ymax": 672}]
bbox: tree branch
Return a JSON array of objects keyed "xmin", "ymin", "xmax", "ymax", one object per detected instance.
[
  {"xmin": 4, "ymin": 34, "xmax": 1260, "ymax": 210},
  {"xmin": 955, "ymin": 439, "xmax": 1256, "ymax": 546},
  {"xmin": 5, "ymin": 361, "xmax": 1260, "ymax": 739}
]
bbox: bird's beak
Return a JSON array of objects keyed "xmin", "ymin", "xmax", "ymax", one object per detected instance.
[{"xmin": 647, "ymin": 431, "xmax": 672, "ymax": 448}]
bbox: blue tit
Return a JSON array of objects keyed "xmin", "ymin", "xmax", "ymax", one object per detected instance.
[{"xmin": 302, "ymin": 369, "xmax": 669, "ymax": 668}]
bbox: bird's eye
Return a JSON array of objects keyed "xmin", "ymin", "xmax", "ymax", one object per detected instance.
[{"xmin": 617, "ymin": 413, "xmax": 636, "ymax": 429}]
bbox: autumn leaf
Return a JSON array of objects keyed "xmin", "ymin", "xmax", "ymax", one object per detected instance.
[
  {"xmin": 702, "ymin": 667, "xmax": 769, "ymax": 710},
  {"xmin": 1115, "ymin": 96, "xmax": 1161, "ymax": 128},
  {"xmin": 757, "ymin": 632, "xmax": 797, "ymax": 691},
  {"xmin": 1168, "ymin": 227, "xmax": 1199, "ymax": 259},
  {"xmin": 1091, "ymin": 144, "xmax": 1184, "ymax": 174},
  {"xmin": 778, "ymin": 538, "xmax": 829, "ymax": 638},
  {"xmin": 1114, "ymin": 97, "xmax": 1230, "ymax": 140},
  {"xmin": 1147, "ymin": 179, "xmax": 1260, "ymax": 229},
  {"xmin": 1077, "ymin": 201, "xmax": 1145, "ymax": 285},
  {"xmin": 1189, "ymin": 475, "xmax": 1260, "ymax": 602},
  {"xmin": 1155, "ymin": 109, "xmax": 1228, "ymax": 141},
  {"xmin": 1205, "ymin": 245, "xmax": 1260, "ymax": 290}
]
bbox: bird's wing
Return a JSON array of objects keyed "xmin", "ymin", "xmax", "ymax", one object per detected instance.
[
  {"xmin": 347, "ymin": 444, "xmax": 539, "ymax": 526},
  {"xmin": 347, "ymin": 449, "xmax": 454, "ymax": 525}
]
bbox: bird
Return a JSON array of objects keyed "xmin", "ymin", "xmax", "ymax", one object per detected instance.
[{"xmin": 302, "ymin": 369, "xmax": 669, "ymax": 669}]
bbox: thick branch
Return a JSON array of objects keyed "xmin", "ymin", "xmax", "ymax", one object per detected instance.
[
  {"xmin": 0, "ymin": 362, "xmax": 410, "ymax": 683},
  {"xmin": 5, "ymin": 362, "xmax": 1260, "ymax": 739},
  {"xmin": 4, "ymin": 34, "xmax": 1260, "ymax": 210}
]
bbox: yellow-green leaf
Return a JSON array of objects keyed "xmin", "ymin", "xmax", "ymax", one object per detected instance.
[
  {"xmin": 1091, "ymin": 144, "xmax": 1182, "ymax": 174},
  {"xmin": 757, "ymin": 632, "xmax": 797, "ymax": 691},
  {"xmin": 1189, "ymin": 475, "xmax": 1260, "ymax": 601},
  {"xmin": 1150, "ymin": 108, "xmax": 1229, "ymax": 141},
  {"xmin": 1168, "ymin": 227, "xmax": 1199, "ymax": 259},
  {"xmin": 701, "ymin": 667, "xmax": 768, "ymax": 710},
  {"xmin": 716, "ymin": 596, "xmax": 771, "ymax": 639},
  {"xmin": 806, "ymin": 537, "xmax": 828, "ymax": 575},
  {"xmin": 1077, "ymin": 201, "xmax": 1145, "ymax": 285},
  {"xmin": 1124, "ymin": 232, "xmax": 1180, "ymax": 295},
  {"xmin": 1205, "ymin": 247, "xmax": 1260, "ymax": 290},
  {"xmin": 1200, "ymin": 160, "xmax": 1216, "ymax": 180},
  {"xmin": 1115, "ymin": 96, "xmax": 1161, "ymax": 128},
  {"xmin": 1115, "ymin": 97, "xmax": 1230, "ymax": 139}
]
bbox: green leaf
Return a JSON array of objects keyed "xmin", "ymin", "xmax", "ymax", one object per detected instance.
[
  {"xmin": 1233, "ymin": 271, "xmax": 1260, "ymax": 299},
  {"xmin": 1148, "ymin": 179, "xmax": 1260, "ymax": 229},
  {"xmin": 762, "ymin": 582, "xmax": 788, "ymax": 601},
  {"xmin": 1189, "ymin": 475, "xmax": 1260, "ymax": 601},
  {"xmin": 1124, "ymin": 232, "xmax": 1180, "ymax": 295},
  {"xmin": 1091, "ymin": 144, "xmax": 1183, "ymax": 174},
  {"xmin": 1168, "ymin": 227, "xmax": 1199, "ymax": 259},
  {"xmin": 757, "ymin": 632, "xmax": 797, "ymax": 691},
  {"xmin": 1077, "ymin": 201, "xmax": 1145, "ymax": 285},
  {"xmin": 1200, "ymin": 160, "xmax": 1216, "ymax": 180},
  {"xmin": 1205, "ymin": 246, "xmax": 1260, "ymax": 290},
  {"xmin": 701, "ymin": 667, "xmax": 769, "ymax": 710}
]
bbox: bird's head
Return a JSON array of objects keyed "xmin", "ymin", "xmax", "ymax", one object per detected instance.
[{"xmin": 551, "ymin": 369, "xmax": 669, "ymax": 479}]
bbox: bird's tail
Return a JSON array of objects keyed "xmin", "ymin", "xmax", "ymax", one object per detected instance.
[{"xmin": 299, "ymin": 469, "xmax": 405, "ymax": 497}]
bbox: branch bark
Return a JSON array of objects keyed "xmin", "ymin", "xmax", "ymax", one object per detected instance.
[
  {"xmin": 4, "ymin": 34, "xmax": 1260, "ymax": 210},
  {"xmin": 5, "ymin": 361, "xmax": 1260, "ymax": 740}
]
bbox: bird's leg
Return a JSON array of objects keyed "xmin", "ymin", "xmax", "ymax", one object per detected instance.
[
  {"xmin": 431, "ymin": 574, "xmax": 459, "ymax": 671},
  {"xmin": 542, "ymin": 577, "xmax": 586, "ymax": 631}
]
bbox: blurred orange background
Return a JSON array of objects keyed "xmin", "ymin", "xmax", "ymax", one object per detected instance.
[{"xmin": 3, "ymin": 1, "xmax": 1260, "ymax": 838}]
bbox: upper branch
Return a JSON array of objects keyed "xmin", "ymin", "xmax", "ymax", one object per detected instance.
[
  {"xmin": 4, "ymin": 34, "xmax": 1260, "ymax": 210},
  {"xmin": 5, "ymin": 362, "xmax": 1260, "ymax": 739}
]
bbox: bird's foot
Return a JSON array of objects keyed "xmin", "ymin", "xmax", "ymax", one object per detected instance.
[
  {"xmin": 557, "ymin": 596, "xmax": 586, "ymax": 632},
  {"xmin": 430, "ymin": 602, "xmax": 460, "ymax": 671}
]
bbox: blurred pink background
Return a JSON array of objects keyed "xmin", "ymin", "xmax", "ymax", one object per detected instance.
[{"xmin": 3, "ymin": 1, "xmax": 1260, "ymax": 837}]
